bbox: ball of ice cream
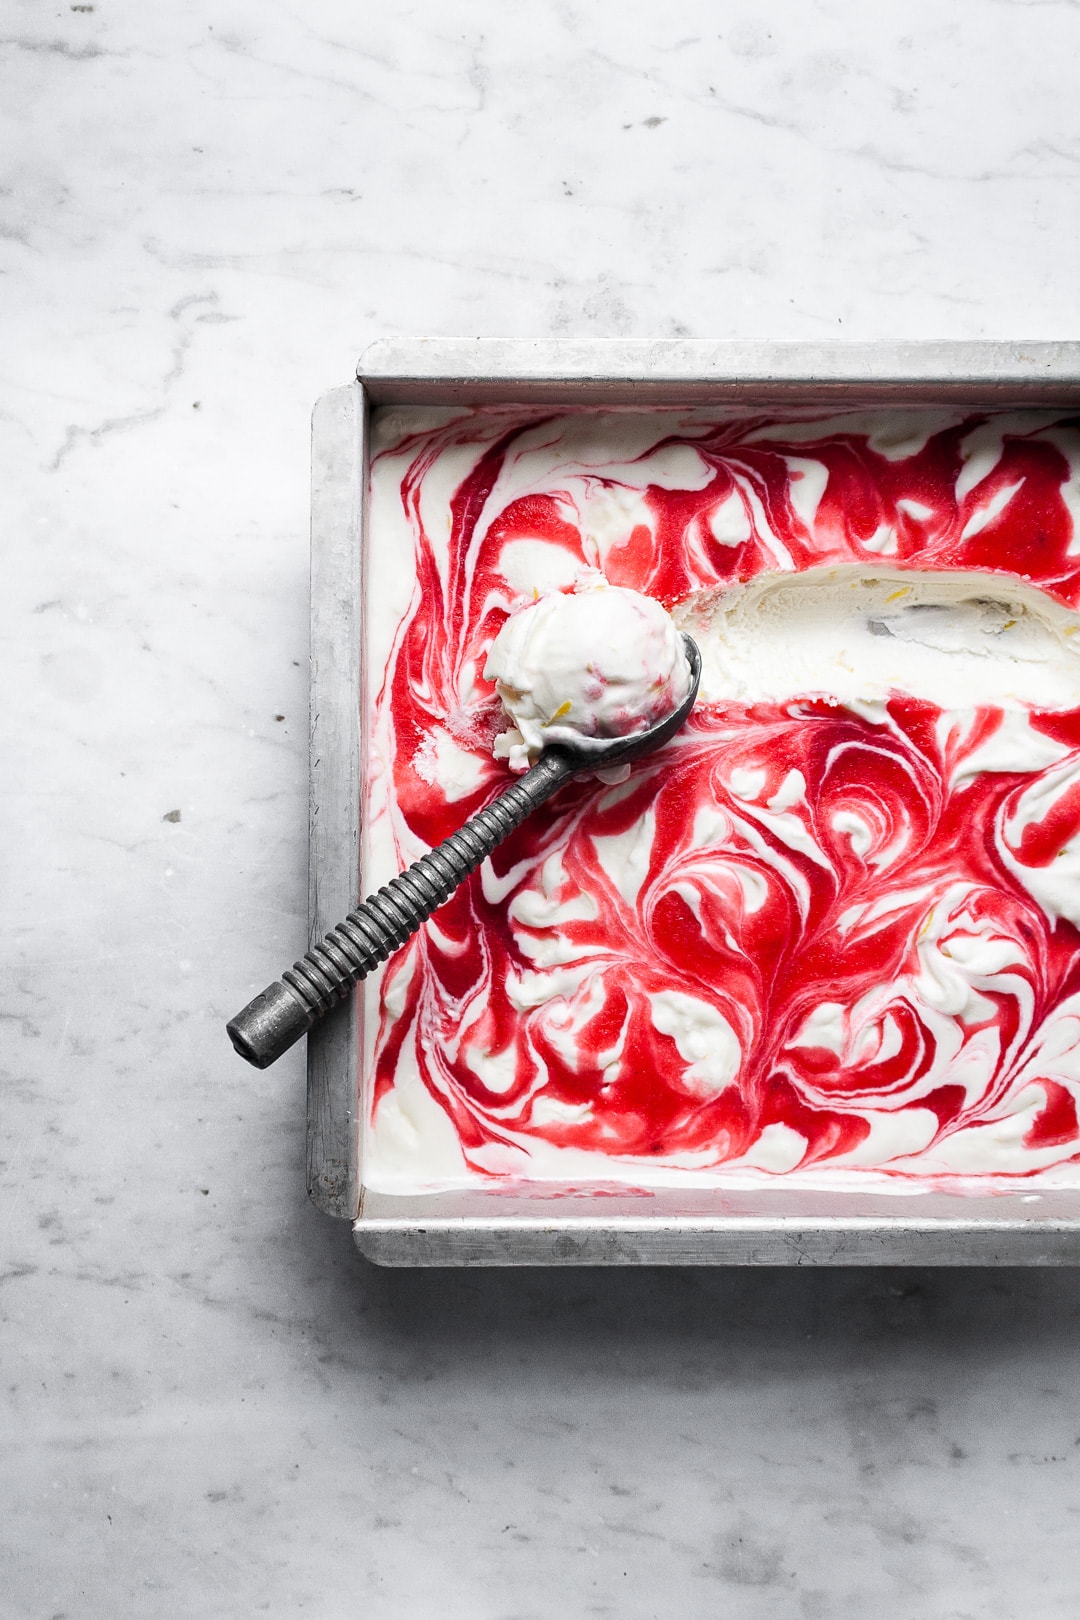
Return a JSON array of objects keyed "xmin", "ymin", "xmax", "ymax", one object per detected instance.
[{"xmin": 485, "ymin": 579, "xmax": 692, "ymax": 773}]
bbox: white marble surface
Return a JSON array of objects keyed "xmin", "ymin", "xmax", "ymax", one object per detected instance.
[{"xmin": 5, "ymin": 0, "xmax": 1080, "ymax": 1613}]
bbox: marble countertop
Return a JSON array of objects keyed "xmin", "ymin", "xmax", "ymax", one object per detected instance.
[{"xmin": 6, "ymin": 1, "xmax": 1080, "ymax": 1614}]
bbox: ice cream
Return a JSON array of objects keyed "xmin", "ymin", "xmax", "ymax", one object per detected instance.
[
  {"xmin": 676, "ymin": 565, "xmax": 1080, "ymax": 712},
  {"xmin": 484, "ymin": 576, "xmax": 693, "ymax": 772},
  {"xmin": 363, "ymin": 403, "xmax": 1080, "ymax": 1192}
]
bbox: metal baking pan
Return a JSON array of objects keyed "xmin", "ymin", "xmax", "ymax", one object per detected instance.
[{"xmin": 308, "ymin": 338, "xmax": 1080, "ymax": 1265}]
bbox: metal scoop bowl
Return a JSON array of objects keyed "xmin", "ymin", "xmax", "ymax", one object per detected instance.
[{"xmin": 227, "ymin": 634, "xmax": 701, "ymax": 1070}]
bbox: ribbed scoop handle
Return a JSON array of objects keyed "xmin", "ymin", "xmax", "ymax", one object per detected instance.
[{"xmin": 226, "ymin": 749, "xmax": 575, "ymax": 1068}]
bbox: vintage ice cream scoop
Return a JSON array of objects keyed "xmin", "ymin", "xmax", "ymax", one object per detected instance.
[{"xmin": 227, "ymin": 632, "xmax": 700, "ymax": 1070}]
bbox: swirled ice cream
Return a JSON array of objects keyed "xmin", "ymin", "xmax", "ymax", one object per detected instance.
[
  {"xmin": 363, "ymin": 404, "xmax": 1080, "ymax": 1192},
  {"xmin": 485, "ymin": 576, "xmax": 693, "ymax": 772}
]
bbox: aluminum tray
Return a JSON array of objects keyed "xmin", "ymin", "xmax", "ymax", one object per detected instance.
[{"xmin": 308, "ymin": 338, "xmax": 1080, "ymax": 1265}]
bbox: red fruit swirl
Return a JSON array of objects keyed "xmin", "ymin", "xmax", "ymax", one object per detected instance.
[{"xmin": 364, "ymin": 407, "xmax": 1080, "ymax": 1185}]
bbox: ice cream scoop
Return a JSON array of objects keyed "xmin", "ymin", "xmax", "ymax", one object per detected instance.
[
  {"xmin": 227, "ymin": 630, "xmax": 701, "ymax": 1071},
  {"xmin": 486, "ymin": 580, "xmax": 694, "ymax": 772}
]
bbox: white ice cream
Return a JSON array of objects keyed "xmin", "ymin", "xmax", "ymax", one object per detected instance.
[
  {"xmin": 670, "ymin": 563, "xmax": 1080, "ymax": 709},
  {"xmin": 484, "ymin": 577, "xmax": 693, "ymax": 773},
  {"xmin": 673, "ymin": 565, "xmax": 1080, "ymax": 711},
  {"xmin": 363, "ymin": 406, "xmax": 1080, "ymax": 1196}
]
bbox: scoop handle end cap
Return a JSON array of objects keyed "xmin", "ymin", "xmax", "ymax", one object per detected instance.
[{"xmin": 227, "ymin": 982, "xmax": 315, "ymax": 1069}]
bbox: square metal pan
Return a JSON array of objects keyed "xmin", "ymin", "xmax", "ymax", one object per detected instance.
[{"xmin": 308, "ymin": 338, "xmax": 1080, "ymax": 1265}]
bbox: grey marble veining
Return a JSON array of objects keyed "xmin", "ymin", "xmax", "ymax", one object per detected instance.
[{"xmin": 5, "ymin": 0, "xmax": 1080, "ymax": 1613}]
